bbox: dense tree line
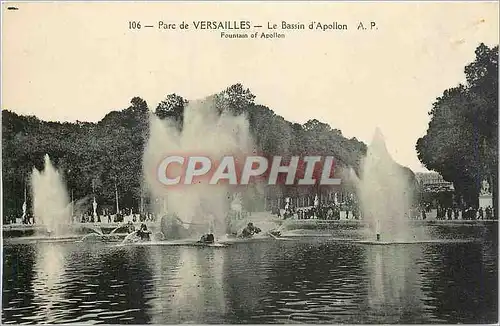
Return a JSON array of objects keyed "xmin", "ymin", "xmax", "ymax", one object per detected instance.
[
  {"xmin": 416, "ymin": 43, "xmax": 498, "ymax": 216},
  {"xmin": 2, "ymin": 84, "xmax": 373, "ymax": 219}
]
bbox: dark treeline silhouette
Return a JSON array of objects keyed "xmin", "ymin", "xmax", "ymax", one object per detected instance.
[
  {"xmin": 416, "ymin": 43, "xmax": 498, "ymax": 217},
  {"xmin": 3, "ymin": 84, "xmax": 371, "ymax": 219}
]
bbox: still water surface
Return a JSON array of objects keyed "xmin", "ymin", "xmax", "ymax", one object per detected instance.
[{"xmin": 2, "ymin": 228, "xmax": 498, "ymax": 324}]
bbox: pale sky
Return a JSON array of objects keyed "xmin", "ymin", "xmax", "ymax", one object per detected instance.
[{"xmin": 2, "ymin": 2, "xmax": 499, "ymax": 172}]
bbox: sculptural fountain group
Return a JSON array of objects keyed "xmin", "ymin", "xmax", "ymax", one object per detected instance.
[{"xmin": 28, "ymin": 97, "xmax": 426, "ymax": 245}]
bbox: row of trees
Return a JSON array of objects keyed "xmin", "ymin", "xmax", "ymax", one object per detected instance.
[
  {"xmin": 416, "ymin": 43, "xmax": 498, "ymax": 216},
  {"xmin": 2, "ymin": 84, "xmax": 369, "ymax": 218}
]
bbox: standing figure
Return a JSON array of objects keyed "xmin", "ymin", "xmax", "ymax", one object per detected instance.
[
  {"xmin": 485, "ymin": 206, "xmax": 492, "ymax": 220},
  {"xmin": 447, "ymin": 208, "xmax": 452, "ymax": 220}
]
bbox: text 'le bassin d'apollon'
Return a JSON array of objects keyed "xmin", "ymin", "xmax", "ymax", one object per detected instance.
[{"xmin": 130, "ymin": 20, "xmax": 377, "ymax": 32}]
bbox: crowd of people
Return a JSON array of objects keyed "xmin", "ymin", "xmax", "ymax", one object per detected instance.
[
  {"xmin": 432, "ymin": 205, "xmax": 495, "ymax": 220},
  {"xmin": 77, "ymin": 209, "xmax": 157, "ymax": 224},
  {"xmin": 4, "ymin": 208, "xmax": 159, "ymax": 225},
  {"xmin": 4, "ymin": 199, "xmax": 497, "ymax": 226},
  {"xmin": 270, "ymin": 200, "xmax": 497, "ymax": 221},
  {"xmin": 272, "ymin": 202, "xmax": 361, "ymax": 220}
]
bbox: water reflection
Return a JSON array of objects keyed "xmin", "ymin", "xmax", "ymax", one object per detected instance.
[
  {"xmin": 170, "ymin": 248, "xmax": 226, "ymax": 323},
  {"xmin": 246, "ymin": 240, "xmax": 367, "ymax": 324},
  {"xmin": 363, "ymin": 245, "xmax": 427, "ymax": 323},
  {"xmin": 223, "ymin": 241, "xmax": 272, "ymax": 323},
  {"xmin": 145, "ymin": 246, "xmax": 227, "ymax": 324},
  {"xmin": 2, "ymin": 230, "xmax": 498, "ymax": 324},
  {"xmin": 420, "ymin": 243, "xmax": 498, "ymax": 323},
  {"xmin": 145, "ymin": 246, "xmax": 180, "ymax": 323},
  {"xmin": 2, "ymin": 244, "xmax": 37, "ymax": 323},
  {"xmin": 196, "ymin": 249, "xmax": 227, "ymax": 320},
  {"xmin": 32, "ymin": 243, "xmax": 67, "ymax": 323}
]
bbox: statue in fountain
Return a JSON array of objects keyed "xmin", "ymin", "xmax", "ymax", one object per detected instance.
[
  {"xmin": 159, "ymin": 212, "xmax": 197, "ymax": 240},
  {"xmin": 136, "ymin": 223, "xmax": 152, "ymax": 241},
  {"xmin": 197, "ymin": 233, "xmax": 215, "ymax": 244},
  {"xmin": 239, "ymin": 222, "xmax": 261, "ymax": 238}
]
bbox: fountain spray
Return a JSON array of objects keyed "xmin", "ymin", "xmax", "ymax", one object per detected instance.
[
  {"xmin": 356, "ymin": 128, "xmax": 417, "ymax": 242},
  {"xmin": 143, "ymin": 96, "xmax": 255, "ymax": 239},
  {"xmin": 31, "ymin": 154, "xmax": 71, "ymax": 237}
]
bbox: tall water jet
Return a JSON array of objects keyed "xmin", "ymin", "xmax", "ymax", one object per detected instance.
[
  {"xmin": 143, "ymin": 96, "xmax": 255, "ymax": 240},
  {"xmin": 230, "ymin": 193, "xmax": 243, "ymax": 214},
  {"xmin": 357, "ymin": 129, "xmax": 416, "ymax": 242},
  {"xmin": 31, "ymin": 155, "xmax": 71, "ymax": 237}
]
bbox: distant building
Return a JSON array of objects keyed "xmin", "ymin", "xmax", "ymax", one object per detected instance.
[{"xmin": 415, "ymin": 172, "xmax": 454, "ymax": 192}]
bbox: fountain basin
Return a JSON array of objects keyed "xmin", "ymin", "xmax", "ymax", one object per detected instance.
[
  {"xmin": 119, "ymin": 240, "xmax": 229, "ymax": 248},
  {"xmin": 353, "ymin": 239, "xmax": 479, "ymax": 245}
]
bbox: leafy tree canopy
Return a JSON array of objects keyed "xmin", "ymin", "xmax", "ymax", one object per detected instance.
[
  {"xmin": 416, "ymin": 43, "xmax": 498, "ymax": 212},
  {"xmin": 3, "ymin": 83, "xmax": 370, "ymax": 218}
]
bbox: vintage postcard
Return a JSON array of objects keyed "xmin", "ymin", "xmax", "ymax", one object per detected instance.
[{"xmin": 1, "ymin": 1, "xmax": 498, "ymax": 324}]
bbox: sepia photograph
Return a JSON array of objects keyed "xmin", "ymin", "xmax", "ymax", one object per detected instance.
[{"xmin": 1, "ymin": 1, "xmax": 498, "ymax": 324}]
